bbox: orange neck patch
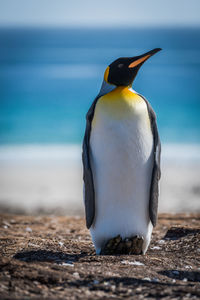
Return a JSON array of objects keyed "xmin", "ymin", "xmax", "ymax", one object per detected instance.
[{"xmin": 104, "ymin": 66, "xmax": 110, "ymax": 83}]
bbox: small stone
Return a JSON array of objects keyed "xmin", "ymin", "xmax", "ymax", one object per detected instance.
[
  {"xmin": 25, "ymin": 227, "xmax": 32, "ymax": 232},
  {"xmin": 158, "ymin": 240, "xmax": 165, "ymax": 244},
  {"xmin": 151, "ymin": 246, "xmax": 161, "ymax": 250},
  {"xmin": 121, "ymin": 260, "xmax": 144, "ymax": 266},
  {"xmin": 28, "ymin": 243, "xmax": 39, "ymax": 248},
  {"xmin": 104, "ymin": 281, "xmax": 110, "ymax": 286},
  {"xmin": 73, "ymin": 272, "xmax": 80, "ymax": 278},
  {"xmin": 185, "ymin": 265, "xmax": 192, "ymax": 269},
  {"xmin": 111, "ymin": 285, "xmax": 116, "ymax": 291},
  {"xmin": 3, "ymin": 220, "xmax": 10, "ymax": 225},
  {"xmin": 85, "ymin": 290, "xmax": 91, "ymax": 296},
  {"xmin": 58, "ymin": 241, "xmax": 64, "ymax": 247},
  {"xmin": 143, "ymin": 277, "xmax": 151, "ymax": 281},
  {"xmin": 183, "ymin": 278, "xmax": 188, "ymax": 282},
  {"xmin": 61, "ymin": 262, "xmax": 74, "ymax": 267}
]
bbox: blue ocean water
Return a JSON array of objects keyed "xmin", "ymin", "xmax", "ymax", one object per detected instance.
[{"xmin": 0, "ymin": 27, "xmax": 200, "ymax": 144}]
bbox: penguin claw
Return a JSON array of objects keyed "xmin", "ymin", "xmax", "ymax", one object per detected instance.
[{"xmin": 100, "ymin": 235, "xmax": 144, "ymax": 255}]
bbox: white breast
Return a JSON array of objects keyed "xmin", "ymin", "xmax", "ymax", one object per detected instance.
[{"xmin": 89, "ymin": 90, "xmax": 154, "ymax": 254}]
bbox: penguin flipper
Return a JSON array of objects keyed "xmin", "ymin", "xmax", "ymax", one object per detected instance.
[
  {"xmin": 82, "ymin": 96, "xmax": 100, "ymax": 229},
  {"xmin": 139, "ymin": 95, "xmax": 161, "ymax": 227}
]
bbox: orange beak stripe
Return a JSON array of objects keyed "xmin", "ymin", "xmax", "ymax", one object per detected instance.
[
  {"xmin": 104, "ymin": 66, "xmax": 110, "ymax": 82},
  {"xmin": 128, "ymin": 54, "xmax": 151, "ymax": 68}
]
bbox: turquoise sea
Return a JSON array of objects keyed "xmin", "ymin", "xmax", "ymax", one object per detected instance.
[{"xmin": 0, "ymin": 27, "xmax": 200, "ymax": 145}]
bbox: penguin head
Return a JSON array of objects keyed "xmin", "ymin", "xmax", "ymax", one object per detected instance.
[{"xmin": 104, "ymin": 48, "xmax": 161, "ymax": 87}]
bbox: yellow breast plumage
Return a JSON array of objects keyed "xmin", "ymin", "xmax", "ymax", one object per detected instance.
[{"xmin": 92, "ymin": 86, "xmax": 150, "ymax": 126}]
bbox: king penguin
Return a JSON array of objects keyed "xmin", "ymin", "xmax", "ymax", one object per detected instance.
[{"xmin": 82, "ymin": 48, "xmax": 161, "ymax": 255}]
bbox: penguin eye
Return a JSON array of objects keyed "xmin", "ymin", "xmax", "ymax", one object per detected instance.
[{"xmin": 118, "ymin": 63, "xmax": 124, "ymax": 68}]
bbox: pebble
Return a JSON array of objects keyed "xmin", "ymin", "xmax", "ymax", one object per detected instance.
[
  {"xmin": 3, "ymin": 221, "xmax": 11, "ymax": 227},
  {"xmin": 121, "ymin": 260, "xmax": 144, "ymax": 266},
  {"xmin": 58, "ymin": 241, "xmax": 64, "ymax": 247},
  {"xmin": 111, "ymin": 285, "xmax": 116, "ymax": 291},
  {"xmin": 25, "ymin": 227, "xmax": 32, "ymax": 232},
  {"xmin": 61, "ymin": 262, "xmax": 74, "ymax": 267},
  {"xmin": 158, "ymin": 240, "xmax": 165, "ymax": 244},
  {"xmin": 143, "ymin": 277, "xmax": 151, "ymax": 281},
  {"xmin": 183, "ymin": 278, "xmax": 188, "ymax": 282},
  {"xmin": 73, "ymin": 272, "xmax": 80, "ymax": 278},
  {"xmin": 186, "ymin": 293, "xmax": 191, "ymax": 297},
  {"xmin": 28, "ymin": 243, "xmax": 39, "ymax": 248},
  {"xmin": 151, "ymin": 246, "xmax": 161, "ymax": 250},
  {"xmin": 104, "ymin": 281, "xmax": 111, "ymax": 286},
  {"xmin": 185, "ymin": 265, "xmax": 192, "ymax": 269}
]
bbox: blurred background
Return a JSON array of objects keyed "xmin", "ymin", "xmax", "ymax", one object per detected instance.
[{"xmin": 0, "ymin": 0, "xmax": 200, "ymax": 215}]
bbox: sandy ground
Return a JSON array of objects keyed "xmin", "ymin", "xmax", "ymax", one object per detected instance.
[{"xmin": 0, "ymin": 213, "xmax": 200, "ymax": 299}]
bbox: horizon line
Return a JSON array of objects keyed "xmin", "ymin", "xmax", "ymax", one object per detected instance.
[{"xmin": 0, "ymin": 24, "xmax": 200, "ymax": 30}]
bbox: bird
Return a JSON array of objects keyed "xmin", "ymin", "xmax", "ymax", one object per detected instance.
[{"xmin": 82, "ymin": 48, "xmax": 161, "ymax": 255}]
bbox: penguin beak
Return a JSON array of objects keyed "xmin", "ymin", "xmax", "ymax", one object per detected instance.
[{"xmin": 128, "ymin": 48, "xmax": 162, "ymax": 69}]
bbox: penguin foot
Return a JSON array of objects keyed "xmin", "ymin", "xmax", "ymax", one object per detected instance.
[{"xmin": 100, "ymin": 235, "xmax": 144, "ymax": 255}]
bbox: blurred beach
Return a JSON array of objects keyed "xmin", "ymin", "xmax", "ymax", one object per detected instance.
[
  {"xmin": 0, "ymin": 27, "xmax": 200, "ymax": 214},
  {"xmin": 0, "ymin": 144, "xmax": 200, "ymax": 215}
]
